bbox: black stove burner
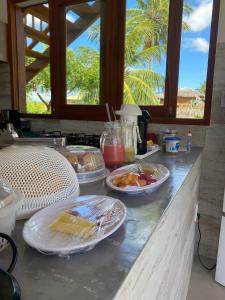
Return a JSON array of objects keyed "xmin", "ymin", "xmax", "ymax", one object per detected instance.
[
  {"xmin": 29, "ymin": 130, "xmax": 101, "ymax": 148},
  {"xmin": 66, "ymin": 133, "xmax": 100, "ymax": 148}
]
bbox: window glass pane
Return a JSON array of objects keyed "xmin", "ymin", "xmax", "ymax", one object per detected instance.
[
  {"xmin": 176, "ymin": 0, "xmax": 213, "ymax": 119},
  {"xmin": 24, "ymin": 3, "xmax": 51, "ymax": 114},
  {"xmin": 123, "ymin": 0, "xmax": 170, "ymax": 106},
  {"xmin": 65, "ymin": 1, "xmax": 101, "ymax": 105}
]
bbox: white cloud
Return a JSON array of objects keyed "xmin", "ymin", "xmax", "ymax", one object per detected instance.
[
  {"xmin": 184, "ymin": 0, "xmax": 213, "ymax": 32},
  {"xmin": 184, "ymin": 37, "xmax": 209, "ymax": 53}
]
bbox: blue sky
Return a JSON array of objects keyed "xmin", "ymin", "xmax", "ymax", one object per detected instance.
[
  {"xmin": 67, "ymin": 0, "xmax": 212, "ymax": 91},
  {"xmin": 27, "ymin": 0, "xmax": 212, "ymax": 92}
]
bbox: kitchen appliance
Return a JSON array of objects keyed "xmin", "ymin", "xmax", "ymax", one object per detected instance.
[
  {"xmin": 21, "ymin": 131, "xmax": 101, "ymax": 148},
  {"xmin": 0, "ymin": 233, "xmax": 21, "ymax": 300},
  {"xmin": 0, "ymin": 180, "xmax": 23, "ymax": 251},
  {"xmin": 0, "ymin": 145, "xmax": 80, "ymax": 219},
  {"xmin": 215, "ymin": 189, "xmax": 225, "ymax": 286},
  {"xmin": 100, "ymin": 122, "xmax": 125, "ymax": 168},
  {"xmin": 137, "ymin": 110, "xmax": 151, "ymax": 155},
  {"xmin": 0, "ymin": 110, "xmax": 21, "ymax": 137},
  {"xmin": 116, "ymin": 104, "xmax": 142, "ymax": 154}
]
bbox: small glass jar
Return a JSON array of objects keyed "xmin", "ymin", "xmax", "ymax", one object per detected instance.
[{"xmin": 100, "ymin": 122, "xmax": 125, "ymax": 168}]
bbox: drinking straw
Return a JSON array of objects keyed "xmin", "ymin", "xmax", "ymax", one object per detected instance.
[
  {"xmin": 105, "ymin": 103, "xmax": 112, "ymax": 122},
  {"xmin": 112, "ymin": 107, "xmax": 117, "ymax": 121}
]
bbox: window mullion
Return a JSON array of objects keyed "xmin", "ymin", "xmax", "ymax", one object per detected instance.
[{"xmin": 164, "ymin": 0, "xmax": 184, "ymax": 118}]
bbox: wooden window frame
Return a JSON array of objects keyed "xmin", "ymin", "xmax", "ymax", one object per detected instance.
[
  {"xmin": 8, "ymin": 0, "xmax": 220, "ymax": 125},
  {"xmin": 50, "ymin": 0, "xmax": 126, "ymax": 120}
]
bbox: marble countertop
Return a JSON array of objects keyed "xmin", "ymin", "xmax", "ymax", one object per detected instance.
[{"xmin": 1, "ymin": 148, "xmax": 202, "ymax": 300}]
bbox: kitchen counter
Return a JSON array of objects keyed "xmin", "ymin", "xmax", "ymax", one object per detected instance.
[{"xmin": 1, "ymin": 148, "xmax": 202, "ymax": 300}]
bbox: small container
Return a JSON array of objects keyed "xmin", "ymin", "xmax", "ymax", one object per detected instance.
[
  {"xmin": 165, "ymin": 137, "xmax": 181, "ymax": 154},
  {"xmin": 158, "ymin": 130, "xmax": 178, "ymax": 151},
  {"xmin": 0, "ymin": 180, "xmax": 23, "ymax": 251}
]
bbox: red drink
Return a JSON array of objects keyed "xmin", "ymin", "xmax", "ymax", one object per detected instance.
[{"xmin": 103, "ymin": 144, "xmax": 125, "ymax": 167}]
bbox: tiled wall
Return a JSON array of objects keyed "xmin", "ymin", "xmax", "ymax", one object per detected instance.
[
  {"xmin": 198, "ymin": 43, "xmax": 225, "ymax": 259},
  {"xmin": 0, "ymin": 62, "xmax": 12, "ymax": 109}
]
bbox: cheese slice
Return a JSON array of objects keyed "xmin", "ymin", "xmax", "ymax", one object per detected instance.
[{"xmin": 49, "ymin": 212, "xmax": 95, "ymax": 238}]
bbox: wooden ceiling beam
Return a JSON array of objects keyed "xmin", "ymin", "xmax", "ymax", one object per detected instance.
[
  {"xmin": 25, "ymin": 48, "xmax": 49, "ymax": 59},
  {"xmin": 24, "ymin": 25, "xmax": 50, "ymax": 44},
  {"xmin": 24, "ymin": 5, "xmax": 49, "ymax": 23},
  {"xmin": 26, "ymin": 2, "xmax": 100, "ymax": 82},
  {"xmin": 69, "ymin": 2, "xmax": 99, "ymax": 18},
  {"xmin": 27, "ymin": 26, "xmax": 49, "ymax": 49}
]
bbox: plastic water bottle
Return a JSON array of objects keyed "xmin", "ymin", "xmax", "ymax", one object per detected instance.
[{"xmin": 186, "ymin": 131, "xmax": 192, "ymax": 153}]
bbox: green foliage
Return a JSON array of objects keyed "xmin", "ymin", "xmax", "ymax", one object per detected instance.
[
  {"xmin": 26, "ymin": 101, "xmax": 50, "ymax": 114},
  {"xmin": 66, "ymin": 47, "xmax": 100, "ymax": 104},
  {"xmin": 26, "ymin": 0, "xmax": 192, "ymax": 113},
  {"xmin": 198, "ymin": 80, "xmax": 206, "ymax": 94}
]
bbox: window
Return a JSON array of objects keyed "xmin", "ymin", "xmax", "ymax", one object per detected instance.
[
  {"xmin": 124, "ymin": 0, "xmax": 170, "ymax": 106},
  {"xmin": 16, "ymin": 2, "xmax": 52, "ymax": 114},
  {"xmin": 8, "ymin": 0, "xmax": 220, "ymax": 124},
  {"xmin": 65, "ymin": 1, "xmax": 101, "ymax": 105},
  {"xmin": 176, "ymin": 0, "xmax": 213, "ymax": 119}
]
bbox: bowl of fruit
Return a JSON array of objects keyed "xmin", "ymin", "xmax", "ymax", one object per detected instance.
[{"xmin": 106, "ymin": 163, "xmax": 170, "ymax": 194}]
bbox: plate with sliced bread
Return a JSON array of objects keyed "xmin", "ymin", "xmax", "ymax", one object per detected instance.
[{"xmin": 23, "ymin": 195, "xmax": 126, "ymax": 255}]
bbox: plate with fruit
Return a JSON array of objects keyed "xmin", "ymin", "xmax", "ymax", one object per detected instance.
[{"xmin": 106, "ymin": 163, "xmax": 170, "ymax": 194}]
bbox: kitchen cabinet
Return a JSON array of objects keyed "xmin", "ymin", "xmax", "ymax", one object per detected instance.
[{"xmin": 0, "ymin": 0, "xmax": 8, "ymax": 62}]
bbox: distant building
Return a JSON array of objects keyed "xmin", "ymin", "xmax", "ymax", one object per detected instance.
[{"xmin": 158, "ymin": 88, "xmax": 205, "ymax": 108}]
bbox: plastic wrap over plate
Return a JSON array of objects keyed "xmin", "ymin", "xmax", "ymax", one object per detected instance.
[
  {"xmin": 23, "ymin": 195, "xmax": 126, "ymax": 255},
  {"xmin": 106, "ymin": 163, "xmax": 170, "ymax": 194}
]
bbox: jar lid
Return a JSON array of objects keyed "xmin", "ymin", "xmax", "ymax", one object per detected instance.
[
  {"xmin": 66, "ymin": 145, "xmax": 98, "ymax": 153},
  {"xmin": 165, "ymin": 137, "xmax": 181, "ymax": 141}
]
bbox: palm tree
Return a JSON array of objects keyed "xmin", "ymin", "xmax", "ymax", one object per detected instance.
[
  {"xmin": 123, "ymin": 0, "xmax": 192, "ymax": 104},
  {"xmin": 89, "ymin": 0, "xmax": 192, "ymax": 105}
]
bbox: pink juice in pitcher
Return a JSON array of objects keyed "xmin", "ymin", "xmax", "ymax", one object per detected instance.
[{"xmin": 103, "ymin": 144, "xmax": 125, "ymax": 167}]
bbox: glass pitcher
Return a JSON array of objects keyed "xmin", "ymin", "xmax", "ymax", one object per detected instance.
[
  {"xmin": 100, "ymin": 122, "xmax": 125, "ymax": 168},
  {"xmin": 122, "ymin": 123, "xmax": 136, "ymax": 163}
]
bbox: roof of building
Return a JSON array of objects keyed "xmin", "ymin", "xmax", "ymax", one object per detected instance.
[{"xmin": 158, "ymin": 88, "xmax": 205, "ymax": 100}]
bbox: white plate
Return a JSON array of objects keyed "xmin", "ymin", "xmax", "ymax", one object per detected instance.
[
  {"xmin": 106, "ymin": 163, "xmax": 170, "ymax": 194},
  {"xmin": 23, "ymin": 195, "xmax": 126, "ymax": 255}
]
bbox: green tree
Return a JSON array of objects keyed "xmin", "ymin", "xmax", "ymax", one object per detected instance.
[
  {"xmin": 26, "ymin": 0, "xmax": 193, "ymax": 112},
  {"xmin": 198, "ymin": 80, "xmax": 206, "ymax": 94},
  {"xmin": 26, "ymin": 57, "xmax": 51, "ymax": 113},
  {"xmin": 26, "ymin": 47, "xmax": 100, "ymax": 113},
  {"xmin": 90, "ymin": 0, "xmax": 192, "ymax": 105},
  {"xmin": 66, "ymin": 47, "xmax": 100, "ymax": 104}
]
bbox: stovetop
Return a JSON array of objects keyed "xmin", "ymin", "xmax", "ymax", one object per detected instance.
[{"xmin": 23, "ymin": 131, "xmax": 101, "ymax": 148}]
